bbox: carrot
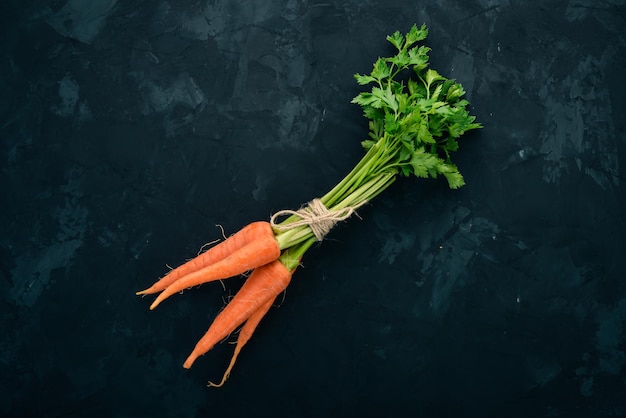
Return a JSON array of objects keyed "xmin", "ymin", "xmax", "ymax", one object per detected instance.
[
  {"xmin": 149, "ymin": 232, "xmax": 281, "ymax": 310},
  {"xmin": 183, "ymin": 259, "xmax": 293, "ymax": 369},
  {"xmin": 207, "ymin": 296, "xmax": 276, "ymax": 387},
  {"xmin": 137, "ymin": 222, "xmax": 275, "ymax": 296}
]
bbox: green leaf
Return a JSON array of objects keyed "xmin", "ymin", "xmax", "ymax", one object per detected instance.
[
  {"xmin": 399, "ymin": 110, "xmax": 420, "ymax": 135},
  {"xmin": 405, "ymin": 23, "xmax": 428, "ymax": 46},
  {"xmin": 354, "ymin": 73, "xmax": 377, "ymax": 85},
  {"xmin": 469, "ymin": 121, "xmax": 483, "ymax": 130},
  {"xmin": 390, "ymin": 80, "xmax": 405, "ymax": 96},
  {"xmin": 396, "ymin": 92, "xmax": 409, "ymax": 114},
  {"xmin": 361, "ymin": 139, "xmax": 377, "ymax": 150},
  {"xmin": 425, "ymin": 69, "xmax": 444, "ymax": 86},
  {"xmin": 388, "ymin": 49, "xmax": 410, "ymax": 68},
  {"xmin": 400, "ymin": 165, "xmax": 412, "ymax": 176},
  {"xmin": 408, "ymin": 45, "xmax": 430, "ymax": 70},
  {"xmin": 430, "ymin": 83, "xmax": 443, "ymax": 100},
  {"xmin": 399, "ymin": 139, "xmax": 415, "ymax": 162},
  {"xmin": 408, "ymin": 78, "xmax": 427, "ymax": 98},
  {"xmin": 368, "ymin": 120, "xmax": 383, "ymax": 137},
  {"xmin": 444, "ymin": 107, "xmax": 481, "ymax": 138},
  {"xmin": 441, "ymin": 166, "xmax": 465, "ymax": 189},
  {"xmin": 386, "ymin": 31, "xmax": 404, "ymax": 50},
  {"xmin": 414, "ymin": 97, "xmax": 438, "ymax": 112},
  {"xmin": 444, "ymin": 137, "xmax": 459, "ymax": 153},
  {"xmin": 380, "ymin": 87, "xmax": 398, "ymax": 112},
  {"xmin": 363, "ymin": 106, "xmax": 384, "ymax": 122},
  {"xmin": 433, "ymin": 103, "xmax": 453, "ymax": 117},
  {"xmin": 428, "ymin": 115, "xmax": 443, "ymax": 137},
  {"xmin": 439, "ymin": 78, "xmax": 456, "ymax": 98},
  {"xmin": 371, "ymin": 58, "xmax": 391, "ymax": 80},
  {"xmin": 384, "ymin": 111, "xmax": 399, "ymax": 134},
  {"xmin": 408, "ymin": 148, "xmax": 441, "ymax": 178},
  {"xmin": 445, "ymin": 83, "xmax": 466, "ymax": 102},
  {"xmin": 417, "ymin": 118, "xmax": 435, "ymax": 144},
  {"xmin": 351, "ymin": 92, "xmax": 380, "ymax": 107}
]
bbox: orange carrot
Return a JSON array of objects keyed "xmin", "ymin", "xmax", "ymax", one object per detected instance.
[
  {"xmin": 183, "ymin": 259, "xmax": 293, "ymax": 369},
  {"xmin": 137, "ymin": 222, "xmax": 275, "ymax": 296},
  {"xmin": 207, "ymin": 296, "xmax": 276, "ymax": 387},
  {"xmin": 149, "ymin": 233, "xmax": 281, "ymax": 310}
]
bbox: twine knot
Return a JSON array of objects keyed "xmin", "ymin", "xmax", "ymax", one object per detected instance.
[{"xmin": 270, "ymin": 198, "xmax": 364, "ymax": 241}]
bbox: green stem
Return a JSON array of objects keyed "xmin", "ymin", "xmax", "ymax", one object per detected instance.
[
  {"xmin": 270, "ymin": 141, "xmax": 384, "ymax": 232},
  {"xmin": 275, "ymin": 174, "xmax": 395, "ymax": 269},
  {"xmin": 278, "ymin": 237, "xmax": 316, "ymax": 271},
  {"xmin": 319, "ymin": 140, "xmax": 383, "ymax": 208},
  {"xmin": 273, "ymin": 131, "xmax": 402, "ymax": 253},
  {"xmin": 274, "ymin": 170, "xmax": 396, "ymax": 251}
]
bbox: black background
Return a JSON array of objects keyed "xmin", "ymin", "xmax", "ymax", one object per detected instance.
[{"xmin": 2, "ymin": 1, "xmax": 626, "ymax": 417}]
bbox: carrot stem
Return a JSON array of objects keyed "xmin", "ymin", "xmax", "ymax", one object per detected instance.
[
  {"xmin": 274, "ymin": 169, "xmax": 396, "ymax": 252},
  {"xmin": 278, "ymin": 237, "xmax": 315, "ymax": 271}
]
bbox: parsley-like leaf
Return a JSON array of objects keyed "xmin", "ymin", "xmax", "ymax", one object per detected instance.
[
  {"xmin": 405, "ymin": 23, "xmax": 428, "ymax": 46},
  {"xmin": 386, "ymin": 31, "xmax": 404, "ymax": 50},
  {"xmin": 349, "ymin": 24, "xmax": 482, "ymax": 190},
  {"xmin": 371, "ymin": 58, "xmax": 391, "ymax": 80},
  {"xmin": 354, "ymin": 73, "xmax": 377, "ymax": 85}
]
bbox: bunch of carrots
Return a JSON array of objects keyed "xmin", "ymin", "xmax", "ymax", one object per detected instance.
[{"xmin": 137, "ymin": 24, "xmax": 481, "ymax": 387}]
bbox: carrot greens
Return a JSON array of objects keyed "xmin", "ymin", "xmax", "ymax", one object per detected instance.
[{"xmin": 274, "ymin": 23, "xmax": 481, "ymax": 270}]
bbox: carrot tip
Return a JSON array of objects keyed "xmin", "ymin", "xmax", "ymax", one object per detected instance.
[
  {"xmin": 207, "ymin": 379, "xmax": 226, "ymax": 388},
  {"xmin": 136, "ymin": 287, "xmax": 157, "ymax": 296}
]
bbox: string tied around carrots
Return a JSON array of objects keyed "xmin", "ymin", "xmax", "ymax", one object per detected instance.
[{"xmin": 270, "ymin": 198, "xmax": 365, "ymax": 241}]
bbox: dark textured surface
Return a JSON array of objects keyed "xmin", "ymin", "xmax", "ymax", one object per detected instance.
[{"xmin": 2, "ymin": 1, "xmax": 626, "ymax": 417}]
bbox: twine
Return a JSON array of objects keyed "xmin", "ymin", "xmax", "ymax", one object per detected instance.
[{"xmin": 270, "ymin": 198, "xmax": 365, "ymax": 241}]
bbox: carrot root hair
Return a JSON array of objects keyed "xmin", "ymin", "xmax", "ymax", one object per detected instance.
[
  {"xmin": 182, "ymin": 260, "xmax": 293, "ymax": 370},
  {"xmin": 149, "ymin": 234, "xmax": 280, "ymax": 310},
  {"xmin": 136, "ymin": 221, "xmax": 276, "ymax": 296},
  {"xmin": 207, "ymin": 297, "xmax": 276, "ymax": 388}
]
